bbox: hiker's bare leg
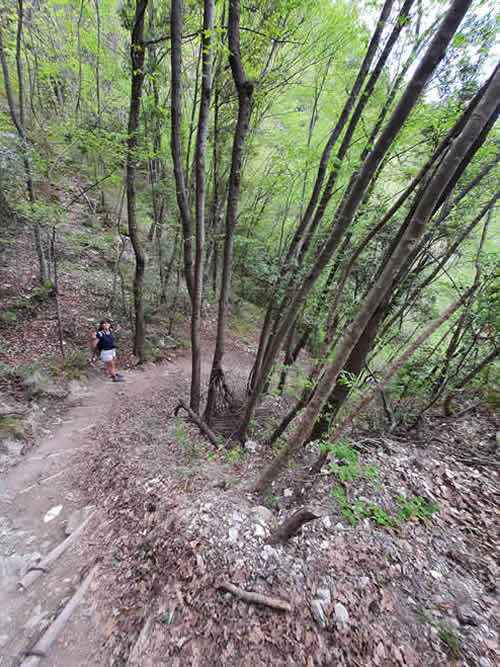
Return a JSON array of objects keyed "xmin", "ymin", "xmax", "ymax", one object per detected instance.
[{"xmin": 104, "ymin": 360, "xmax": 114, "ymax": 378}]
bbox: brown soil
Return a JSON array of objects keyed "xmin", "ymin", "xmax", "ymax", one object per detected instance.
[
  {"xmin": 0, "ymin": 205, "xmax": 498, "ymax": 667},
  {"xmin": 1, "ymin": 334, "xmax": 498, "ymax": 666}
]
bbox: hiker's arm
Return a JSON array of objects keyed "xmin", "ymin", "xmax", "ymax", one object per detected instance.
[{"xmin": 90, "ymin": 332, "xmax": 98, "ymax": 350}]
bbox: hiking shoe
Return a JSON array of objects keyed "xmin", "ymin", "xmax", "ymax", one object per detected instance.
[{"xmin": 112, "ymin": 375, "xmax": 125, "ymax": 382}]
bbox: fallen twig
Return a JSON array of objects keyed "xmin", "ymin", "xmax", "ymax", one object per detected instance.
[
  {"xmin": 218, "ymin": 581, "xmax": 292, "ymax": 612},
  {"xmin": 20, "ymin": 565, "xmax": 98, "ymax": 667},
  {"xmin": 174, "ymin": 400, "xmax": 219, "ymax": 447},
  {"xmin": 18, "ymin": 510, "xmax": 96, "ymax": 590},
  {"xmin": 455, "ymin": 456, "xmax": 500, "ymax": 469},
  {"xmin": 18, "ymin": 468, "xmax": 68, "ymax": 495}
]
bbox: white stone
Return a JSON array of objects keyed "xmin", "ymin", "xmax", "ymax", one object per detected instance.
[
  {"xmin": 316, "ymin": 588, "xmax": 331, "ymax": 608},
  {"xmin": 231, "ymin": 511, "xmax": 244, "ymax": 523},
  {"xmin": 430, "ymin": 570, "xmax": 442, "ymax": 579},
  {"xmin": 43, "ymin": 505, "xmax": 63, "ymax": 523},
  {"xmin": 360, "ymin": 576, "xmax": 370, "ymax": 587},
  {"xmin": 335, "ymin": 602, "xmax": 349, "ymax": 625},
  {"xmin": 320, "ymin": 540, "xmax": 329, "ymax": 551},
  {"xmin": 311, "ymin": 599, "xmax": 327, "ymax": 628},
  {"xmin": 251, "ymin": 506, "xmax": 273, "ymax": 525},
  {"xmin": 228, "ymin": 526, "xmax": 239, "ymax": 542},
  {"xmin": 283, "ymin": 488, "xmax": 293, "ymax": 497},
  {"xmin": 244, "ymin": 440, "xmax": 257, "ymax": 452},
  {"xmin": 262, "ymin": 545, "xmax": 279, "ymax": 561},
  {"xmin": 322, "ymin": 516, "xmax": 332, "ymax": 529},
  {"xmin": 254, "ymin": 524, "xmax": 266, "ymax": 537}
]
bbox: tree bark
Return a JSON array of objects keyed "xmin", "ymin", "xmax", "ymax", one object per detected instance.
[
  {"xmin": 0, "ymin": 2, "xmax": 48, "ymax": 283},
  {"xmin": 251, "ymin": 58, "xmax": 499, "ymax": 492},
  {"xmin": 267, "ymin": 508, "xmax": 319, "ymax": 545},
  {"xmin": 171, "ymin": 0, "xmax": 194, "ymax": 300},
  {"xmin": 190, "ymin": 0, "xmax": 215, "ymax": 412},
  {"xmin": 126, "ymin": 0, "xmax": 148, "ymax": 362},
  {"xmin": 239, "ymin": 0, "xmax": 475, "ymax": 442},
  {"xmin": 204, "ymin": 0, "xmax": 254, "ymax": 421}
]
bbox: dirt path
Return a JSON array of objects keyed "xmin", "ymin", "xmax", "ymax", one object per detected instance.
[{"xmin": 0, "ymin": 358, "xmax": 190, "ymax": 667}]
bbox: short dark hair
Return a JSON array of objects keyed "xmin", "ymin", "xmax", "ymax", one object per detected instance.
[{"xmin": 98, "ymin": 318, "xmax": 112, "ymax": 331}]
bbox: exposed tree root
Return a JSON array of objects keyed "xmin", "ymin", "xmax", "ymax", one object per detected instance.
[
  {"xmin": 206, "ymin": 366, "xmax": 236, "ymax": 416},
  {"xmin": 267, "ymin": 507, "xmax": 319, "ymax": 545},
  {"xmin": 174, "ymin": 400, "xmax": 220, "ymax": 447}
]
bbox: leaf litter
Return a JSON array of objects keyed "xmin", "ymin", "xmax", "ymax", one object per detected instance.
[{"xmin": 68, "ymin": 356, "xmax": 499, "ymax": 667}]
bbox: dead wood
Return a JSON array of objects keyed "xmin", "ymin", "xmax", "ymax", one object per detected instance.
[
  {"xmin": 18, "ymin": 510, "xmax": 96, "ymax": 590},
  {"xmin": 455, "ymin": 456, "xmax": 500, "ymax": 469},
  {"xmin": 174, "ymin": 399, "xmax": 219, "ymax": 447},
  {"xmin": 20, "ymin": 565, "xmax": 98, "ymax": 667},
  {"xmin": 267, "ymin": 507, "xmax": 319, "ymax": 545},
  {"xmin": 218, "ymin": 581, "xmax": 292, "ymax": 612}
]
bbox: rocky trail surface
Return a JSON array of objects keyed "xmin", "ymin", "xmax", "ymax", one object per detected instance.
[
  {"xmin": 0, "ymin": 354, "xmax": 197, "ymax": 666},
  {"xmin": 0, "ymin": 340, "xmax": 499, "ymax": 667}
]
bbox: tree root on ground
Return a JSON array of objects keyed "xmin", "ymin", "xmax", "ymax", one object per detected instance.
[
  {"xmin": 174, "ymin": 400, "xmax": 220, "ymax": 447},
  {"xmin": 267, "ymin": 507, "xmax": 319, "ymax": 545}
]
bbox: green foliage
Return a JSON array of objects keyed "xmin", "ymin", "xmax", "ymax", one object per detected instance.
[
  {"xmin": 266, "ymin": 491, "xmax": 279, "ymax": 507},
  {"xmin": 0, "ymin": 282, "xmax": 54, "ymax": 328},
  {"xmin": 0, "ymin": 311, "xmax": 18, "ymax": 327},
  {"xmin": 171, "ymin": 418, "xmax": 196, "ymax": 455},
  {"xmin": 396, "ymin": 495, "xmax": 440, "ymax": 523},
  {"xmin": 322, "ymin": 439, "xmax": 380, "ymax": 484},
  {"xmin": 224, "ymin": 445, "xmax": 248, "ymax": 464},
  {"xmin": 325, "ymin": 439, "xmax": 439, "ymax": 528},
  {"xmin": 420, "ymin": 608, "xmax": 461, "ymax": 659},
  {"xmin": 0, "ymin": 415, "xmax": 28, "ymax": 441}
]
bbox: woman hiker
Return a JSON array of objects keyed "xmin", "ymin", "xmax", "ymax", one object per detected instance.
[{"xmin": 91, "ymin": 319, "xmax": 125, "ymax": 382}]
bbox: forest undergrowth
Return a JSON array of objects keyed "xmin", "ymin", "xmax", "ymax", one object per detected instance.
[{"xmin": 0, "ymin": 210, "xmax": 498, "ymax": 666}]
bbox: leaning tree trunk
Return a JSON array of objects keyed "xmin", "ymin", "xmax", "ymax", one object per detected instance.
[
  {"xmin": 204, "ymin": 0, "xmax": 254, "ymax": 422},
  {"xmin": 126, "ymin": 0, "xmax": 148, "ymax": 362},
  {"xmin": 248, "ymin": 0, "xmax": 395, "ymax": 396},
  {"xmin": 239, "ymin": 0, "xmax": 475, "ymax": 442},
  {"xmin": 251, "ymin": 56, "xmax": 499, "ymax": 492}
]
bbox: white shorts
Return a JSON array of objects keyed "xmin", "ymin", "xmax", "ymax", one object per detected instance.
[{"xmin": 100, "ymin": 349, "xmax": 116, "ymax": 362}]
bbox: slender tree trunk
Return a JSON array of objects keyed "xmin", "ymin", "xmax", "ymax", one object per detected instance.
[
  {"xmin": 185, "ymin": 42, "xmax": 202, "ymax": 200},
  {"xmin": 443, "ymin": 348, "xmax": 500, "ymax": 415},
  {"xmin": 204, "ymin": 0, "xmax": 254, "ymax": 421},
  {"xmin": 93, "ymin": 0, "xmax": 101, "ymax": 118},
  {"xmin": 251, "ymin": 57, "xmax": 499, "ymax": 491},
  {"xmin": 171, "ymin": 0, "xmax": 194, "ymax": 299},
  {"xmin": 75, "ymin": 0, "xmax": 85, "ymax": 119},
  {"xmin": 190, "ymin": 0, "xmax": 215, "ymax": 412},
  {"xmin": 0, "ymin": 2, "xmax": 48, "ymax": 283},
  {"xmin": 126, "ymin": 0, "xmax": 148, "ymax": 362},
  {"xmin": 51, "ymin": 227, "xmax": 65, "ymax": 359},
  {"xmin": 239, "ymin": 0, "xmax": 475, "ymax": 441}
]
